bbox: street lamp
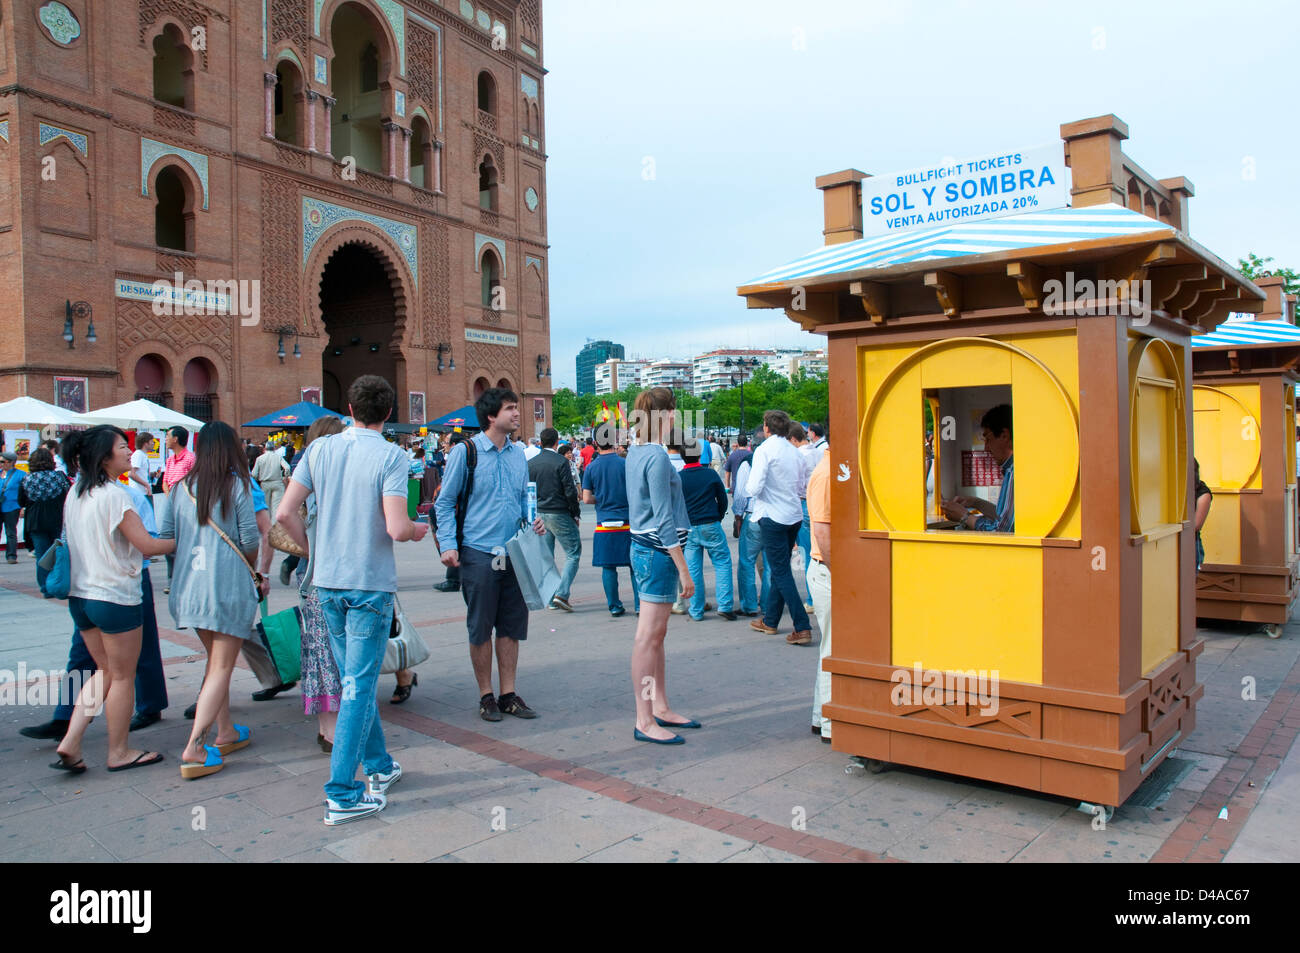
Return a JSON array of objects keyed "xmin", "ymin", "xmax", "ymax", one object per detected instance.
[{"xmin": 724, "ymin": 357, "xmax": 761, "ymax": 437}]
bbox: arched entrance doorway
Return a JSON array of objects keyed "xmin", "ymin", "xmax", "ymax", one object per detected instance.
[
  {"xmin": 319, "ymin": 243, "xmax": 401, "ymax": 413},
  {"xmin": 182, "ymin": 357, "xmax": 217, "ymax": 421}
]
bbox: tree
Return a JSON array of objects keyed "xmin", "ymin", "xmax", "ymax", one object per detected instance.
[{"xmin": 1238, "ymin": 254, "xmax": 1298, "ymax": 296}]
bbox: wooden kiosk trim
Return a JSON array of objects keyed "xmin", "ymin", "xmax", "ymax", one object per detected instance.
[{"xmin": 739, "ymin": 115, "xmax": 1265, "ymax": 808}]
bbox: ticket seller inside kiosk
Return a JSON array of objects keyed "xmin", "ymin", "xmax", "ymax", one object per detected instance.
[{"xmin": 940, "ymin": 404, "xmax": 1014, "ymax": 532}]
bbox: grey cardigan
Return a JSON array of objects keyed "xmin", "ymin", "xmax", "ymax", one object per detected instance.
[{"xmin": 626, "ymin": 443, "xmax": 689, "ymax": 552}]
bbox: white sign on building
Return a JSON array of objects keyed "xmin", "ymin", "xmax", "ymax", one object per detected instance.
[{"xmin": 859, "ymin": 143, "xmax": 1069, "ymax": 238}]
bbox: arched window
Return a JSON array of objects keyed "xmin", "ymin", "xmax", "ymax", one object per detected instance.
[
  {"xmin": 481, "ymin": 248, "xmax": 502, "ymax": 308},
  {"xmin": 478, "ymin": 155, "xmax": 498, "ymax": 211},
  {"xmin": 182, "ymin": 357, "xmax": 217, "ymax": 422},
  {"xmin": 154, "ymin": 165, "xmax": 192, "ymax": 251},
  {"xmin": 330, "ymin": 3, "xmax": 389, "ymax": 174},
  {"xmin": 474, "ymin": 376, "xmax": 490, "ymax": 399},
  {"xmin": 409, "ymin": 115, "xmax": 432, "ymax": 189},
  {"xmin": 152, "ymin": 24, "xmax": 194, "ymax": 109},
  {"xmin": 274, "ymin": 61, "xmax": 304, "ymax": 146},
  {"xmin": 477, "ymin": 71, "xmax": 496, "ymax": 115}
]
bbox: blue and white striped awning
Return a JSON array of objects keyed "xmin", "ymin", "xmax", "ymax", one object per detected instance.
[
  {"xmin": 1192, "ymin": 319, "xmax": 1300, "ymax": 348},
  {"xmin": 743, "ymin": 203, "xmax": 1175, "ymax": 288}
]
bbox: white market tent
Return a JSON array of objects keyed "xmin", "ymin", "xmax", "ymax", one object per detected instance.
[
  {"xmin": 78, "ymin": 399, "xmax": 206, "ymax": 431},
  {"xmin": 0, "ymin": 396, "xmax": 87, "ymax": 427}
]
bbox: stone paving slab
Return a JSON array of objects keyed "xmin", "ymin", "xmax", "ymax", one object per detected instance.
[{"xmin": 0, "ymin": 513, "xmax": 1297, "ymax": 863}]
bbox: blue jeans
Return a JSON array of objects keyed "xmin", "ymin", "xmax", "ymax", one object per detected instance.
[
  {"xmin": 685, "ymin": 522, "xmax": 733, "ymax": 618},
  {"xmin": 737, "ymin": 514, "xmax": 770, "ymax": 614},
  {"xmin": 318, "ymin": 588, "xmax": 396, "ymax": 806},
  {"xmin": 760, "ymin": 517, "xmax": 811, "ymax": 633},
  {"xmin": 797, "ymin": 499, "xmax": 813, "ymax": 608},
  {"xmin": 602, "ymin": 567, "xmax": 639, "ymax": 613},
  {"xmin": 540, "ymin": 512, "xmax": 582, "ymax": 601},
  {"xmin": 31, "ymin": 532, "xmax": 55, "ymax": 593},
  {"xmin": 53, "ymin": 567, "xmax": 169, "ymax": 720}
]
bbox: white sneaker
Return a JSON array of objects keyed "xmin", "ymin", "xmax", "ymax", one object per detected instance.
[
  {"xmin": 324, "ymin": 792, "xmax": 387, "ymax": 826},
  {"xmin": 367, "ymin": 760, "xmax": 402, "ymax": 796}
]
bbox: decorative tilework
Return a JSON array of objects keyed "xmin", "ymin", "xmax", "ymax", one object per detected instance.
[
  {"xmin": 459, "ymin": 0, "xmax": 473, "ymax": 19},
  {"xmin": 524, "ymin": 255, "xmax": 542, "ymax": 271},
  {"xmin": 39, "ymin": 122, "xmax": 88, "ymax": 157},
  {"xmin": 475, "ymin": 9, "xmax": 490, "ymax": 30},
  {"xmin": 38, "ymin": 2, "xmax": 80, "ymax": 45},
  {"xmin": 262, "ymin": 0, "xmax": 268, "ymax": 57},
  {"xmin": 302, "ymin": 197, "xmax": 418, "ymax": 289},
  {"xmin": 474, "ymin": 233, "xmax": 506, "ymax": 276},
  {"xmin": 278, "ymin": 49, "xmax": 304, "ymax": 71},
  {"xmin": 0, "ymin": 121, "xmax": 9, "ymax": 144},
  {"xmin": 525, "ymin": 188, "xmax": 539, "ymax": 212},
  {"xmin": 374, "ymin": 0, "xmax": 407, "ymax": 75},
  {"xmin": 314, "ymin": 54, "xmax": 328, "ymax": 84},
  {"xmin": 140, "ymin": 138, "xmax": 209, "ymax": 210},
  {"xmin": 394, "ymin": 90, "xmax": 406, "ymax": 117},
  {"xmin": 521, "ymin": 42, "xmax": 538, "ymax": 59},
  {"xmin": 314, "ymin": 0, "xmax": 326, "ymax": 34},
  {"xmin": 520, "ymin": 73, "xmax": 539, "ymax": 99},
  {"xmin": 492, "ymin": 20, "xmax": 507, "ymax": 43}
]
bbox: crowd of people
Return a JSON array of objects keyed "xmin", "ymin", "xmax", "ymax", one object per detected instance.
[{"xmin": 9, "ymin": 369, "xmax": 1024, "ymax": 825}]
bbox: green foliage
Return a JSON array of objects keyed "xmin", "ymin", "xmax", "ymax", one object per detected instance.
[{"xmin": 1238, "ymin": 254, "xmax": 1299, "ymax": 296}]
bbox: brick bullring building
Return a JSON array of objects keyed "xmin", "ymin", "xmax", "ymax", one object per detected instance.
[{"xmin": 0, "ymin": 0, "xmax": 553, "ymax": 434}]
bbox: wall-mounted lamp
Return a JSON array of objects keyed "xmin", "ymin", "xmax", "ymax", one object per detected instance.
[
  {"xmin": 535, "ymin": 354, "xmax": 551, "ymax": 381},
  {"xmin": 273, "ymin": 325, "xmax": 301, "ymax": 364},
  {"xmin": 331, "ymin": 346, "xmax": 343, "ymax": 357},
  {"xmin": 369, "ymin": 343, "xmax": 380, "ymax": 354},
  {"xmin": 436, "ymin": 343, "xmax": 455, "ymax": 374},
  {"xmin": 63, "ymin": 300, "xmax": 96, "ymax": 349}
]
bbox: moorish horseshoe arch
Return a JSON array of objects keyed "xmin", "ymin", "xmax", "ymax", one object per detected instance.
[{"xmin": 301, "ymin": 223, "xmax": 415, "ymax": 351}]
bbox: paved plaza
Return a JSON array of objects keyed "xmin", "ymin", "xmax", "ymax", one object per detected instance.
[{"xmin": 1, "ymin": 511, "xmax": 1297, "ymax": 864}]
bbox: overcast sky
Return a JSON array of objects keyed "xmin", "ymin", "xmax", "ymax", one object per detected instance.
[{"xmin": 541, "ymin": 0, "xmax": 1299, "ymax": 390}]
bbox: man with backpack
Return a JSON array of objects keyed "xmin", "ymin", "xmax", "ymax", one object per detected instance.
[{"xmin": 435, "ymin": 389, "xmax": 546, "ymax": 723}]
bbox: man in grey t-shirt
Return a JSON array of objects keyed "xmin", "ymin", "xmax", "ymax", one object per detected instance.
[{"xmin": 278, "ymin": 376, "xmax": 428, "ymax": 826}]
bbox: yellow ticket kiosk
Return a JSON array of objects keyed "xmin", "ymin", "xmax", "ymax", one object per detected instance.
[
  {"xmin": 738, "ymin": 115, "xmax": 1264, "ymax": 811},
  {"xmin": 1191, "ymin": 277, "xmax": 1300, "ymax": 636}
]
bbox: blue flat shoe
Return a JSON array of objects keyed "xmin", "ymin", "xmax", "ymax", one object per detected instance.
[
  {"xmin": 634, "ymin": 728, "xmax": 684, "ymax": 745},
  {"xmin": 655, "ymin": 716, "xmax": 701, "ymax": 730}
]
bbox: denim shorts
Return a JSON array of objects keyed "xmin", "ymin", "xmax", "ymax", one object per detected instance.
[
  {"xmin": 631, "ymin": 541, "xmax": 679, "ymax": 604},
  {"xmin": 68, "ymin": 597, "xmax": 143, "ymax": 635}
]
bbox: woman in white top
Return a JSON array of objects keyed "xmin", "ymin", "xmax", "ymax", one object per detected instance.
[{"xmin": 53, "ymin": 426, "xmax": 176, "ymax": 774}]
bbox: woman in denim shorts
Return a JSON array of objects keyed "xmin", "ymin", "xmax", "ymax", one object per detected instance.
[
  {"xmin": 53, "ymin": 427, "xmax": 176, "ymax": 774},
  {"xmin": 625, "ymin": 387, "xmax": 699, "ymax": 745}
]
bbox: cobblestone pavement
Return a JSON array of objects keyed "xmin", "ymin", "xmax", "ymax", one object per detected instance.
[{"xmin": 1, "ymin": 511, "xmax": 1296, "ymax": 863}]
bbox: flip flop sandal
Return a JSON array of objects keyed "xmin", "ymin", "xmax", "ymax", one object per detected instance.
[
  {"xmin": 215, "ymin": 724, "xmax": 252, "ymax": 756},
  {"xmin": 107, "ymin": 751, "xmax": 164, "ymax": 772},
  {"xmin": 180, "ymin": 745, "xmax": 223, "ymax": 779},
  {"xmin": 50, "ymin": 755, "xmax": 87, "ymax": 774}
]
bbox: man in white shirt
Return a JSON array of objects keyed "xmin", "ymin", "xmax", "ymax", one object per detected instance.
[
  {"xmin": 523, "ymin": 436, "xmax": 542, "ymax": 461},
  {"xmin": 732, "ymin": 448, "xmax": 770, "ymax": 617},
  {"xmin": 746, "ymin": 410, "xmax": 812, "ymax": 644},
  {"xmin": 129, "ymin": 434, "xmax": 155, "ymax": 505}
]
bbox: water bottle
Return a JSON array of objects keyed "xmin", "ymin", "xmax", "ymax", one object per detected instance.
[{"xmin": 526, "ymin": 481, "xmax": 537, "ymax": 523}]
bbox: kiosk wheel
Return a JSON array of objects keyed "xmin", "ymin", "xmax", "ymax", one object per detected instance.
[
  {"xmin": 845, "ymin": 756, "xmax": 891, "ymax": 776},
  {"xmin": 1076, "ymin": 801, "xmax": 1114, "ymax": 824},
  {"xmin": 1262, "ymin": 623, "xmax": 1282, "ymax": 639}
]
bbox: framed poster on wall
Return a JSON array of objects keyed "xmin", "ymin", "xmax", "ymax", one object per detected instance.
[
  {"xmin": 409, "ymin": 392, "xmax": 426, "ymax": 425},
  {"xmin": 534, "ymin": 397, "xmax": 545, "ymax": 422},
  {"xmin": 54, "ymin": 377, "xmax": 88, "ymax": 414},
  {"xmin": 301, "ymin": 387, "xmax": 322, "ymax": 406}
]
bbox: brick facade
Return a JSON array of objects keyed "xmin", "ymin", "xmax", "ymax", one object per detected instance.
[{"xmin": 0, "ymin": 0, "xmax": 551, "ymax": 435}]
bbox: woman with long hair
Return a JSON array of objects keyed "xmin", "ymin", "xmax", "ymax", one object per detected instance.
[
  {"xmin": 52, "ymin": 426, "xmax": 175, "ymax": 773},
  {"xmin": 161, "ymin": 421, "xmax": 263, "ymax": 779},
  {"xmin": 625, "ymin": 387, "xmax": 698, "ymax": 744},
  {"xmin": 296, "ymin": 415, "xmax": 346, "ymax": 750}
]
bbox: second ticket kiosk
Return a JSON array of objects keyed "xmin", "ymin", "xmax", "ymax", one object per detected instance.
[
  {"xmin": 738, "ymin": 115, "xmax": 1265, "ymax": 811},
  {"xmin": 1191, "ymin": 276, "xmax": 1300, "ymax": 636}
]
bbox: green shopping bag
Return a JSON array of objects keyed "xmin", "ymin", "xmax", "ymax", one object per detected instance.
[{"xmin": 256, "ymin": 599, "xmax": 302, "ymax": 686}]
